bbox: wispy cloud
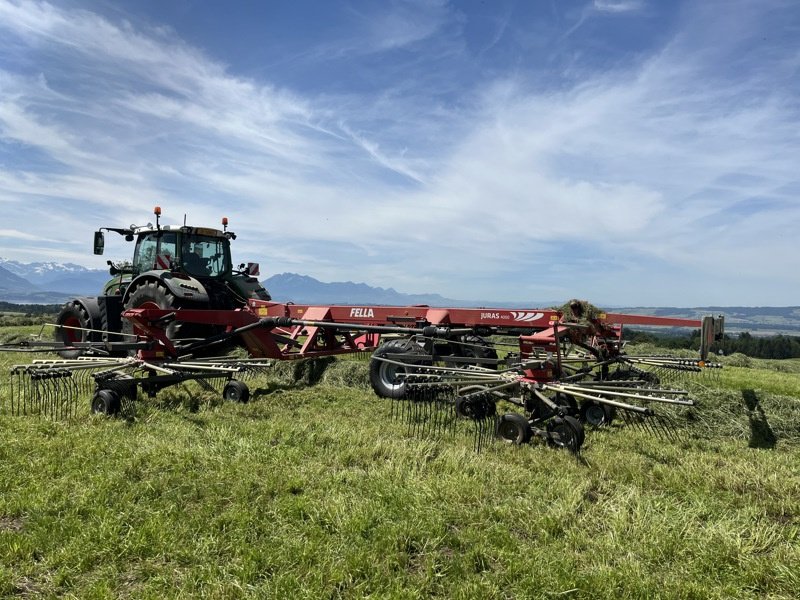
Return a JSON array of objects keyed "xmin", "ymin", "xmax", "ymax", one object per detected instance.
[{"xmin": 593, "ymin": 0, "xmax": 643, "ymax": 13}]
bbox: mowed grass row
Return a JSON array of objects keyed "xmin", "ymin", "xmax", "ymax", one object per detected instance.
[{"xmin": 0, "ymin": 328, "xmax": 798, "ymax": 598}]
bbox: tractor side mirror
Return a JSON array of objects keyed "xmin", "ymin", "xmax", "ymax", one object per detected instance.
[{"xmin": 93, "ymin": 231, "xmax": 105, "ymax": 255}]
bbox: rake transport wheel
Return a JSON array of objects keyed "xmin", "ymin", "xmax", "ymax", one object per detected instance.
[
  {"xmin": 546, "ymin": 416, "xmax": 585, "ymax": 452},
  {"xmin": 223, "ymin": 380, "xmax": 250, "ymax": 403},
  {"xmin": 369, "ymin": 339, "xmax": 427, "ymax": 399},
  {"xmin": 55, "ymin": 301, "xmax": 99, "ymax": 359},
  {"xmin": 579, "ymin": 401, "xmax": 615, "ymax": 427},
  {"xmin": 91, "ymin": 389, "xmax": 121, "ymax": 416},
  {"xmin": 497, "ymin": 413, "xmax": 533, "ymax": 445}
]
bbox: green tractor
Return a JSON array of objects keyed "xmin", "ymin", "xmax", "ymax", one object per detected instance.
[{"xmin": 55, "ymin": 207, "xmax": 270, "ymax": 356}]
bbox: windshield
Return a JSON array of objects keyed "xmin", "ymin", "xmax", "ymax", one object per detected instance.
[
  {"xmin": 181, "ymin": 235, "xmax": 230, "ymax": 277},
  {"xmin": 133, "ymin": 232, "xmax": 177, "ymax": 272}
]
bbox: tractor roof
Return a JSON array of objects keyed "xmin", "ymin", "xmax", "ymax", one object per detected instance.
[{"xmin": 136, "ymin": 225, "xmax": 228, "ymax": 238}]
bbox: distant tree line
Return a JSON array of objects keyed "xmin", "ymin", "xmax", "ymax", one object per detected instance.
[
  {"xmin": 0, "ymin": 302, "xmax": 62, "ymax": 315},
  {"xmin": 623, "ymin": 329, "xmax": 800, "ymax": 359},
  {"xmin": 0, "ymin": 302, "xmax": 61, "ymax": 327}
]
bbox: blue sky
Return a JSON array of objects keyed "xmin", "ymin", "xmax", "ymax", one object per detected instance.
[{"xmin": 0, "ymin": 0, "xmax": 798, "ymax": 306}]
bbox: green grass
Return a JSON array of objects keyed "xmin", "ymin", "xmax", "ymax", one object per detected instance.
[{"xmin": 1, "ymin": 327, "xmax": 799, "ymax": 598}]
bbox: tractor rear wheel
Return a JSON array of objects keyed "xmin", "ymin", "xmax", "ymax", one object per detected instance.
[
  {"xmin": 55, "ymin": 302, "xmax": 98, "ymax": 359},
  {"xmin": 369, "ymin": 339, "xmax": 427, "ymax": 399}
]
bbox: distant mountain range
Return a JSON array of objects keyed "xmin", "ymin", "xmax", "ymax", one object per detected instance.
[
  {"xmin": 261, "ymin": 272, "xmax": 461, "ymax": 306},
  {"xmin": 1, "ymin": 260, "xmax": 798, "ymax": 334},
  {"xmin": 0, "ymin": 259, "xmax": 109, "ymax": 303}
]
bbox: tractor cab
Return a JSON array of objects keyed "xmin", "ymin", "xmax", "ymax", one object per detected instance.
[
  {"xmin": 92, "ymin": 206, "xmax": 270, "ymax": 305},
  {"xmin": 131, "ymin": 227, "xmax": 232, "ymax": 279}
]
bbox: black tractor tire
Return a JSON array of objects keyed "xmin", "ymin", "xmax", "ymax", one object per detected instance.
[
  {"xmin": 122, "ymin": 280, "xmax": 182, "ymax": 348},
  {"xmin": 547, "ymin": 415, "xmax": 585, "ymax": 452},
  {"xmin": 579, "ymin": 401, "xmax": 615, "ymax": 427},
  {"xmin": 91, "ymin": 389, "xmax": 121, "ymax": 416},
  {"xmin": 369, "ymin": 339, "xmax": 427, "ymax": 399},
  {"xmin": 223, "ymin": 380, "xmax": 250, "ymax": 403},
  {"xmin": 55, "ymin": 301, "xmax": 99, "ymax": 359},
  {"xmin": 497, "ymin": 413, "xmax": 532, "ymax": 445}
]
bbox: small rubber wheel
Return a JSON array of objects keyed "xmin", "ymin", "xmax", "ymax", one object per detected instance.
[
  {"xmin": 580, "ymin": 401, "xmax": 614, "ymax": 427},
  {"xmin": 223, "ymin": 380, "xmax": 250, "ymax": 403},
  {"xmin": 497, "ymin": 413, "xmax": 532, "ymax": 445},
  {"xmin": 547, "ymin": 416, "xmax": 585, "ymax": 452},
  {"xmin": 91, "ymin": 389, "xmax": 121, "ymax": 415}
]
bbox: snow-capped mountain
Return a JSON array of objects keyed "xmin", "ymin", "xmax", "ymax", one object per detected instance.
[
  {"xmin": 0, "ymin": 258, "xmax": 109, "ymax": 301},
  {"xmin": 0, "ymin": 259, "xmax": 104, "ymax": 286}
]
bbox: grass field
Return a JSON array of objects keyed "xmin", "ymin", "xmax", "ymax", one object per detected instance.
[{"xmin": 1, "ymin": 326, "xmax": 799, "ymax": 598}]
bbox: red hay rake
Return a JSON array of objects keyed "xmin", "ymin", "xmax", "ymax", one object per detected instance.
[{"xmin": 2, "ymin": 297, "xmax": 723, "ymax": 452}]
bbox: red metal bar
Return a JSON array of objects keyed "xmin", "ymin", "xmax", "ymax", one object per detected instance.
[{"xmin": 600, "ymin": 312, "xmax": 701, "ymax": 328}]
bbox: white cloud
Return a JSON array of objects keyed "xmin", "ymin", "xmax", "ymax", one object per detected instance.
[{"xmin": 593, "ymin": 0, "xmax": 643, "ymax": 13}]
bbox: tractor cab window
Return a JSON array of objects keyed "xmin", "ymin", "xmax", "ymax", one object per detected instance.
[
  {"xmin": 133, "ymin": 232, "xmax": 177, "ymax": 273},
  {"xmin": 181, "ymin": 235, "xmax": 229, "ymax": 278}
]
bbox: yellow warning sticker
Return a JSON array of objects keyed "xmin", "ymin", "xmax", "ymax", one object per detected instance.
[{"xmin": 258, "ymin": 307, "xmax": 269, "ymax": 316}]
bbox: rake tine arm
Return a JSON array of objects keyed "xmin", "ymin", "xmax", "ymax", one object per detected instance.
[
  {"xmin": 371, "ymin": 355, "xmax": 500, "ymax": 377},
  {"xmin": 553, "ymin": 383, "xmax": 695, "ymax": 407},
  {"xmin": 578, "ymin": 381, "xmax": 687, "ymax": 394},
  {"xmin": 458, "ymin": 380, "xmax": 520, "ymax": 399},
  {"xmin": 531, "ymin": 388, "xmax": 560, "ymax": 412},
  {"xmin": 544, "ymin": 384, "xmax": 653, "ymax": 415}
]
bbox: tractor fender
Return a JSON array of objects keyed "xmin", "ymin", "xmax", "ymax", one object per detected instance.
[
  {"xmin": 229, "ymin": 273, "xmax": 271, "ymax": 301},
  {"xmin": 122, "ymin": 272, "xmax": 210, "ymax": 306}
]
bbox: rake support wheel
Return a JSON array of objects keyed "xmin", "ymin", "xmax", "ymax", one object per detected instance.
[
  {"xmin": 580, "ymin": 401, "xmax": 615, "ymax": 427},
  {"xmin": 547, "ymin": 416, "xmax": 585, "ymax": 452},
  {"xmin": 91, "ymin": 389, "xmax": 121, "ymax": 416},
  {"xmin": 497, "ymin": 413, "xmax": 532, "ymax": 445},
  {"xmin": 223, "ymin": 380, "xmax": 250, "ymax": 403}
]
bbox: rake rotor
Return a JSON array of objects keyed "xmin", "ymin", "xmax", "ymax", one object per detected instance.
[
  {"xmin": 373, "ymin": 338, "xmax": 705, "ymax": 452},
  {"xmin": 5, "ymin": 355, "xmax": 273, "ymax": 418}
]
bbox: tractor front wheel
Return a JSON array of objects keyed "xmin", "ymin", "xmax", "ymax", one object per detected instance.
[{"xmin": 122, "ymin": 280, "xmax": 182, "ymax": 349}]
